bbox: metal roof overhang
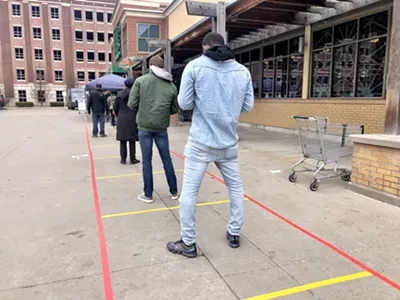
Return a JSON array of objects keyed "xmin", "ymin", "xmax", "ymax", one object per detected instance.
[{"xmin": 133, "ymin": 0, "xmax": 382, "ymax": 68}]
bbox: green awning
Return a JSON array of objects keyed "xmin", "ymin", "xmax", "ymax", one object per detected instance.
[{"xmin": 110, "ymin": 64, "xmax": 128, "ymax": 74}]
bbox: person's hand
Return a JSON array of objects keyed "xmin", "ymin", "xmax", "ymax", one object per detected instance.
[{"xmin": 87, "ymin": 110, "xmax": 91, "ymax": 115}]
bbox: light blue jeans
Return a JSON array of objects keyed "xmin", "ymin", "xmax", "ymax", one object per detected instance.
[{"xmin": 180, "ymin": 140, "xmax": 244, "ymax": 245}]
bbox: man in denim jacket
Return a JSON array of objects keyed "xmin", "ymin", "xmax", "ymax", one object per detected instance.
[{"xmin": 167, "ymin": 33, "xmax": 254, "ymax": 258}]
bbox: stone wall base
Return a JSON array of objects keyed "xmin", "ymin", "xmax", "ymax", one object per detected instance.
[{"xmin": 349, "ymin": 182, "xmax": 400, "ymax": 208}]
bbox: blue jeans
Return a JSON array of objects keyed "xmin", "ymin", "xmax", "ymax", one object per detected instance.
[
  {"xmin": 138, "ymin": 130, "xmax": 178, "ymax": 198},
  {"xmin": 92, "ymin": 113, "xmax": 105, "ymax": 136},
  {"xmin": 180, "ymin": 141, "xmax": 244, "ymax": 245}
]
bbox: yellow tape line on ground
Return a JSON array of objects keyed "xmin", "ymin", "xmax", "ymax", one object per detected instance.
[
  {"xmin": 96, "ymin": 169, "xmax": 184, "ymax": 180},
  {"xmin": 245, "ymin": 271, "xmax": 372, "ymax": 300},
  {"xmin": 102, "ymin": 199, "xmax": 249, "ymax": 219},
  {"xmin": 94, "ymin": 155, "xmax": 161, "ymax": 160}
]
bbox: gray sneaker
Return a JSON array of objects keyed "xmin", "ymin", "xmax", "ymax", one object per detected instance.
[
  {"xmin": 167, "ymin": 240, "xmax": 197, "ymax": 258},
  {"xmin": 138, "ymin": 193, "xmax": 154, "ymax": 203}
]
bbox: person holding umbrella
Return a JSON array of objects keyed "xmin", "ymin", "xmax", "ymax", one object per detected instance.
[{"xmin": 113, "ymin": 78, "xmax": 140, "ymax": 165}]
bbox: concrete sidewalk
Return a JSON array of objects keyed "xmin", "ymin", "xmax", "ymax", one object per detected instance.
[{"xmin": 0, "ymin": 108, "xmax": 399, "ymax": 300}]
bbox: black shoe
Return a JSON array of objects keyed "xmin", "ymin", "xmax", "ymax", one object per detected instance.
[
  {"xmin": 226, "ymin": 232, "xmax": 240, "ymax": 248},
  {"xmin": 167, "ymin": 240, "xmax": 197, "ymax": 258},
  {"xmin": 130, "ymin": 159, "xmax": 140, "ymax": 165},
  {"xmin": 92, "ymin": 135, "xmax": 98, "ymax": 138},
  {"xmin": 120, "ymin": 160, "xmax": 126, "ymax": 165},
  {"xmin": 100, "ymin": 134, "xmax": 107, "ymax": 138}
]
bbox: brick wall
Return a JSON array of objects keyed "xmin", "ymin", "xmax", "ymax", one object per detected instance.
[
  {"xmin": 240, "ymin": 99, "xmax": 386, "ymax": 134},
  {"xmin": 122, "ymin": 16, "xmax": 167, "ymax": 61},
  {"xmin": 352, "ymin": 143, "xmax": 400, "ymax": 196}
]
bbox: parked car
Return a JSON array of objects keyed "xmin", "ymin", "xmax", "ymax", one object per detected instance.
[
  {"xmin": 0, "ymin": 95, "xmax": 6, "ymax": 108},
  {"xmin": 68, "ymin": 88, "xmax": 85, "ymax": 110}
]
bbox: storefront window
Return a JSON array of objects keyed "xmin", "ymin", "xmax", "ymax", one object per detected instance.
[
  {"xmin": 261, "ymin": 37, "xmax": 303, "ymax": 99},
  {"xmin": 311, "ymin": 11, "xmax": 388, "ymax": 98},
  {"xmin": 250, "ymin": 49, "xmax": 260, "ymax": 97}
]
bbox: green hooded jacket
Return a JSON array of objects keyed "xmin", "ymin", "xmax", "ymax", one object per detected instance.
[{"xmin": 128, "ymin": 66, "xmax": 179, "ymax": 132}]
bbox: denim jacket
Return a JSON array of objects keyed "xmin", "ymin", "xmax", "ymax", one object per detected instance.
[{"xmin": 178, "ymin": 55, "xmax": 254, "ymax": 149}]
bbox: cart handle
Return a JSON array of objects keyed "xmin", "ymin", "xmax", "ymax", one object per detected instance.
[{"xmin": 292, "ymin": 116, "xmax": 309, "ymax": 120}]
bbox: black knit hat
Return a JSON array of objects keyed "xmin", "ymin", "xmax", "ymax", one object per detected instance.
[
  {"xmin": 202, "ymin": 32, "xmax": 225, "ymax": 46},
  {"xmin": 124, "ymin": 78, "xmax": 134, "ymax": 88}
]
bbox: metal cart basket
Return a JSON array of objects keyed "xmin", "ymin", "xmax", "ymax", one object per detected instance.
[{"xmin": 289, "ymin": 116, "xmax": 364, "ymax": 191}]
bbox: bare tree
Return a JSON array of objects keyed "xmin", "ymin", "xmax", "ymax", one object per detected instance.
[{"xmin": 30, "ymin": 79, "xmax": 52, "ymax": 106}]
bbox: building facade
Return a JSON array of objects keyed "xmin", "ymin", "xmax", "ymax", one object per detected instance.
[
  {"xmin": 111, "ymin": 0, "xmax": 228, "ymax": 68},
  {"xmin": 0, "ymin": 0, "xmax": 116, "ymax": 105},
  {"xmin": 113, "ymin": 0, "xmax": 393, "ymax": 135},
  {"xmin": 111, "ymin": 0, "xmax": 171, "ymax": 68}
]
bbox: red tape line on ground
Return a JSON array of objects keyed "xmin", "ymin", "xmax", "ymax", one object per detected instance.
[
  {"xmin": 170, "ymin": 150, "xmax": 400, "ymax": 291},
  {"xmin": 85, "ymin": 117, "xmax": 114, "ymax": 300}
]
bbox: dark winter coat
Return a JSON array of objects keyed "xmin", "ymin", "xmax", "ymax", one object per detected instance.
[
  {"xmin": 87, "ymin": 89, "xmax": 108, "ymax": 114},
  {"xmin": 114, "ymin": 87, "xmax": 138, "ymax": 142}
]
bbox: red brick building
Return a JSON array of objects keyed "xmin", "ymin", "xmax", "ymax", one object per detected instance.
[
  {"xmin": 111, "ymin": 0, "xmax": 172, "ymax": 69},
  {"xmin": 0, "ymin": 0, "xmax": 116, "ymax": 105}
]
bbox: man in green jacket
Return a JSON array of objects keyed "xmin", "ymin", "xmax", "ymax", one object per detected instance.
[{"xmin": 128, "ymin": 55, "xmax": 179, "ymax": 203}]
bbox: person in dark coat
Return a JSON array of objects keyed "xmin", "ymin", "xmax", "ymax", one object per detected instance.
[
  {"xmin": 114, "ymin": 78, "xmax": 140, "ymax": 165},
  {"xmin": 87, "ymin": 83, "xmax": 108, "ymax": 137}
]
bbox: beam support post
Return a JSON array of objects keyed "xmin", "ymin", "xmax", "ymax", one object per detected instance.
[{"xmin": 302, "ymin": 24, "xmax": 312, "ymax": 100}]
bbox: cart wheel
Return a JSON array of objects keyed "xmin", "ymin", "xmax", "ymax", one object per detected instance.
[
  {"xmin": 289, "ymin": 173, "xmax": 297, "ymax": 183},
  {"xmin": 310, "ymin": 180, "xmax": 319, "ymax": 192},
  {"xmin": 341, "ymin": 174, "xmax": 351, "ymax": 182}
]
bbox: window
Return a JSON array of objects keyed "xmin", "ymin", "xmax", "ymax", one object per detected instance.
[
  {"xmin": 108, "ymin": 52, "xmax": 112, "ymax": 62},
  {"xmin": 13, "ymin": 26, "xmax": 22, "ymax": 38},
  {"xmin": 97, "ymin": 32, "xmax": 105, "ymax": 42},
  {"xmin": 52, "ymin": 29, "xmax": 61, "ymax": 40},
  {"xmin": 108, "ymin": 33, "xmax": 113, "ymax": 41},
  {"xmin": 53, "ymin": 50, "xmax": 62, "ymax": 61},
  {"xmin": 107, "ymin": 13, "xmax": 112, "ymax": 23},
  {"xmin": 51, "ymin": 7, "xmax": 59, "ymax": 19},
  {"xmin": 16, "ymin": 69, "xmax": 25, "ymax": 81},
  {"xmin": 86, "ymin": 31, "xmax": 94, "ymax": 42},
  {"xmin": 86, "ymin": 11, "xmax": 93, "ymax": 22},
  {"xmin": 77, "ymin": 71, "xmax": 85, "ymax": 81},
  {"xmin": 138, "ymin": 24, "xmax": 160, "ymax": 52},
  {"xmin": 56, "ymin": 91, "xmax": 64, "ymax": 102},
  {"xmin": 55, "ymin": 70, "xmax": 63, "ymax": 82},
  {"xmin": 37, "ymin": 90, "xmax": 45, "ymax": 103},
  {"xmin": 238, "ymin": 36, "xmax": 304, "ymax": 99},
  {"xmin": 33, "ymin": 27, "xmax": 42, "ymax": 39},
  {"xmin": 88, "ymin": 72, "xmax": 96, "ymax": 81},
  {"xmin": 76, "ymin": 51, "xmax": 84, "ymax": 62},
  {"xmin": 36, "ymin": 69, "xmax": 45, "ymax": 81},
  {"xmin": 12, "ymin": 4, "xmax": 21, "ymax": 16},
  {"xmin": 87, "ymin": 51, "xmax": 95, "ymax": 62},
  {"xmin": 311, "ymin": 11, "xmax": 389, "ymax": 98},
  {"xmin": 97, "ymin": 12, "xmax": 104, "ymax": 22},
  {"xmin": 75, "ymin": 30, "xmax": 83, "ymax": 42},
  {"xmin": 98, "ymin": 52, "xmax": 105, "ymax": 62},
  {"xmin": 35, "ymin": 48, "xmax": 43, "ymax": 60},
  {"xmin": 74, "ymin": 10, "xmax": 82, "ymax": 21},
  {"xmin": 32, "ymin": 5, "xmax": 40, "ymax": 18},
  {"xmin": 18, "ymin": 90, "xmax": 27, "ymax": 102},
  {"xmin": 15, "ymin": 48, "xmax": 24, "ymax": 59}
]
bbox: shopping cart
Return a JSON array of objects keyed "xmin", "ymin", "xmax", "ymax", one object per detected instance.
[{"xmin": 288, "ymin": 116, "xmax": 364, "ymax": 191}]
